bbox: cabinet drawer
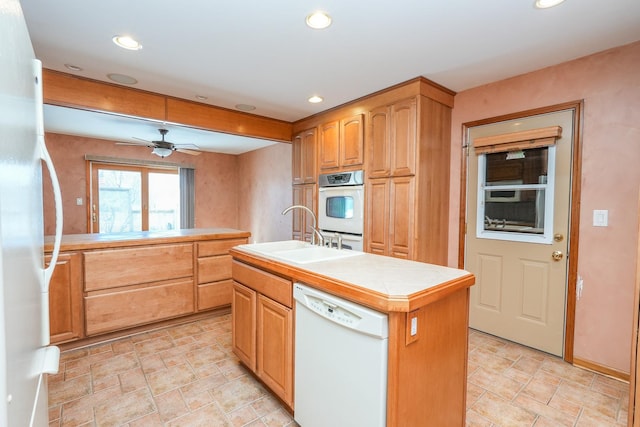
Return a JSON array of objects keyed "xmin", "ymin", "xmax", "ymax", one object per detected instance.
[
  {"xmin": 84, "ymin": 279, "xmax": 194, "ymax": 335},
  {"xmin": 198, "ymin": 255, "xmax": 232, "ymax": 284},
  {"xmin": 232, "ymin": 261, "xmax": 292, "ymax": 308},
  {"xmin": 198, "ymin": 239, "xmax": 246, "ymax": 257},
  {"xmin": 198, "ymin": 279, "xmax": 233, "ymax": 311},
  {"xmin": 84, "ymin": 243, "xmax": 193, "ymax": 291}
]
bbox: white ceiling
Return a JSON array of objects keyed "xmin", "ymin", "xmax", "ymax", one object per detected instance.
[{"xmin": 21, "ymin": 0, "xmax": 640, "ymax": 154}]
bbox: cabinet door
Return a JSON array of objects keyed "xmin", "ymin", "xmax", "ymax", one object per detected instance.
[
  {"xmin": 366, "ymin": 178, "xmax": 390, "ymax": 256},
  {"xmin": 368, "ymin": 105, "xmax": 391, "ymax": 178},
  {"xmin": 340, "ymin": 114, "xmax": 364, "ymax": 167},
  {"xmin": 319, "ymin": 120, "xmax": 340, "ymax": 170},
  {"xmin": 389, "ymin": 176, "xmax": 415, "ymax": 259},
  {"xmin": 292, "ymin": 128, "xmax": 317, "ymax": 184},
  {"xmin": 291, "ymin": 183, "xmax": 317, "ymax": 242},
  {"xmin": 232, "ymin": 282, "xmax": 256, "ymax": 371},
  {"xmin": 301, "ymin": 128, "xmax": 317, "ymax": 183},
  {"xmin": 47, "ymin": 252, "xmax": 84, "ymax": 344},
  {"xmin": 257, "ymin": 294, "xmax": 293, "ymax": 407},
  {"xmin": 391, "ymin": 97, "xmax": 417, "ymax": 177},
  {"xmin": 292, "ymin": 132, "xmax": 303, "ymax": 184}
]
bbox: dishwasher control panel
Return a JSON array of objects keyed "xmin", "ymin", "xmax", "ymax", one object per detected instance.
[
  {"xmin": 305, "ymin": 294, "xmax": 362, "ymax": 327},
  {"xmin": 293, "ymin": 283, "xmax": 388, "ymax": 338}
]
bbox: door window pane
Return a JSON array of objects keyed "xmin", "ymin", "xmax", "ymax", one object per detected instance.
[
  {"xmin": 98, "ymin": 169, "xmax": 142, "ymax": 233},
  {"xmin": 149, "ymin": 172, "xmax": 180, "ymax": 231},
  {"xmin": 476, "ymin": 146, "xmax": 555, "ymax": 243}
]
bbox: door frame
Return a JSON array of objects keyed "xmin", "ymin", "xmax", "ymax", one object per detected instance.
[{"xmin": 458, "ymin": 101, "xmax": 583, "ymax": 363}]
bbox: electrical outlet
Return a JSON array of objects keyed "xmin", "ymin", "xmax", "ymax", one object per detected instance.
[
  {"xmin": 76, "ymin": 197, "xmax": 83, "ymax": 206},
  {"xmin": 593, "ymin": 210, "xmax": 608, "ymax": 227}
]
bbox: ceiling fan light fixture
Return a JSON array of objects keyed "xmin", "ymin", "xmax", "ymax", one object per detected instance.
[
  {"xmin": 152, "ymin": 146, "xmax": 173, "ymax": 158},
  {"xmin": 306, "ymin": 11, "xmax": 332, "ymax": 29},
  {"xmin": 112, "ymin": 35, "xmax": 143, "ymax": 50},
  {"xmin": 534, "ymin": 0, "xmax": 565, "ymax": 9}
]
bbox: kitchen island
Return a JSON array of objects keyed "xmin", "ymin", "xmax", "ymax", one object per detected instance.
[
  {"xmin": 44, "ymin": 228, "xmax": 250, "ymax": 347},
  {"xmin": 230, "ymin": 241, "xmax": 475, "ymax": 426}
]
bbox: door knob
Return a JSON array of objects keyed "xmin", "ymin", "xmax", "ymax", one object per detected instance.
[{"xmin": 552, "ymin": 250, "xmax": 564, "ymax": 261}]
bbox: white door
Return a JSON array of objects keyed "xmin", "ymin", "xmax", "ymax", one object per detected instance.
[{"xmin": 466, "ymin": 109, "xmax": 574, "ymax": 356}]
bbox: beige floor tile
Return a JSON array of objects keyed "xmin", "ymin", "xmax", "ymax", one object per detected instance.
[
  {"xmin": 166, "ymin": 403, "xmax": 230, "ymax": 427},
  {"xmin": 48, "ymin": 374, "xmax": 91, "ymax": 406},
  {"xmin": 146, "ymin": 363, "xmax": 198, "ymax": 396},
  {"xmin": 48, "ymin": 316, "xmax": 630, "ymax": 426},
  {"xmin": 211, "ymin": 375, "xmax": 267, "ymax": 413},
  {"xmin": 94, "ymin": 388, "xmax": 156, "ymax": 426}
]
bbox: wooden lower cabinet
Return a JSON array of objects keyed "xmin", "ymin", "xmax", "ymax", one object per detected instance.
[
  {"xmin": 232, "ymin": 282, "xmax": 256, "ymax": 370},
  {"xmin": 366, "ymin": 176, "xmax": 415, "ymax": 259},
  {"xmin": 232, "ymin": 262, "xmax": 294, "ymax": 409},
  {"xmin": 84, "ymin": 279, "xmax": 194, "ymax": 335},
  {"xmin": 256, "ymin": 294, "xmax": 293, "ymax": 407},
  {"xmin": 197, "ymin": 239, "xmax": 247, "ymax": 311},
  {"xmin": 46, "ymin": 252, "xmax": 84, "ymax": 344}
]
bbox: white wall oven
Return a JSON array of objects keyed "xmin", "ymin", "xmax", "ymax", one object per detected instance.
[{"xmin": 318, "ymin": 170, "xmax": 364, "ymax": 251}]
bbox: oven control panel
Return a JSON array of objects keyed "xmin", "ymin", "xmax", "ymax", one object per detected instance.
[{"xmin": 319, "ymin": 170, "xmax": 364, "ymax": 187}]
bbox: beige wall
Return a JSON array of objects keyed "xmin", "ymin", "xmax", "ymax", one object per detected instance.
[
  {"xmin": 42, "ymin": 133, "xmax": 241, "ymax": 235},
  {"xmin": 237, "ymin": 143, "xmax": 293, "ymax": 243},
  {"xmin": 449, "ymin": 41, "xmax": 640, "ymax": 373}
]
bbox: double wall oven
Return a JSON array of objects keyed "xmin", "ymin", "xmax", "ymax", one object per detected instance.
[{"xmin": 318, "ymin": 170, "xmax": 364, "ymax": 251}]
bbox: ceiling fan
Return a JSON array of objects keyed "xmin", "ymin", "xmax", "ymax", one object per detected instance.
[{"xmin": 117, "ymin": 128, "xmax": 202, "ymax": 158}]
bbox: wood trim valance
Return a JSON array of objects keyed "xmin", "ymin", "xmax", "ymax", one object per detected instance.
[{"xmin": 473, "ymin": 125, "xmax": 562, "ymax": 155}]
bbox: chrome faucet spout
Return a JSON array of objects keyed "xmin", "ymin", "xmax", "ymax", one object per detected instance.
[{"xmin": 281, "ymin": 205, "xmax": 323, "ymax": 246}]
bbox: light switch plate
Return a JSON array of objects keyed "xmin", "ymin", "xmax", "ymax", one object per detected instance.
[{"xmin": 593, "ymin": 210, "xmax": 608, "ymax": 227}]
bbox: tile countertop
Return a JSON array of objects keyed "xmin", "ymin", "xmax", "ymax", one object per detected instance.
[
  {"xmin": 44, "ymin": 228, "xmax": 251, "ymax": 252},
  {"xmin": 230, "ymin": 240, "xmax": 476, "ymax": 313}
]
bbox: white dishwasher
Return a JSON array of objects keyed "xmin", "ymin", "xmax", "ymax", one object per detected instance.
[{"xmin": 293, "ymin": 283, "xmax": 388, "ymax": 427}]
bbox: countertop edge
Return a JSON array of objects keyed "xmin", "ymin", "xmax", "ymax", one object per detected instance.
[
  {"xmin": 229, "ymin": 248, "xmax": 475, "ymax": 313},
  {"xmin": 44, "ymin": 228, "xmax": 251, "ymax": 252}
]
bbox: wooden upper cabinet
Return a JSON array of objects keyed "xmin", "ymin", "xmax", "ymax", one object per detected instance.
[
  {"xmin": 292, "ymin": 128, "xmax": 317, "ymax": 184},
  {"xmin": 390, "ymin": 98, "xmax": 417, "ymax": 177},
  {"xmin": 319, "ymin": 120, "xmax": 340, "ymax": 170},
  {"xmin": 367, "ymin": 105, "xmax": 392, "ymax": 178},
  {"xmin": 319, "ymin": 114, "xmax": 364, "ymax": 171},
  {"xmin": 341, "ymin": 114, "xmax": 365, "ymax": 167},
  {"xmin": 367, "ymin": 98, "xmax": 416, "ymax": 178}
]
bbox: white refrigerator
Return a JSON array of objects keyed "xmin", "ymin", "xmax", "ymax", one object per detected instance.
[{"xmin": 0, "ymin": 0, "xmax": 63, "ymax": 425}]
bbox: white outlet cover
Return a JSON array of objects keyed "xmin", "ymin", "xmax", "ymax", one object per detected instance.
[{"xmin": 593, "ymin": 210, "xmax": 608, "ymax": 227}]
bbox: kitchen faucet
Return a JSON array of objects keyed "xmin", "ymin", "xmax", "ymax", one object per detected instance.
[{"xmin": 281, "ymin": 205, "xmax": 324, "ymax": 246}]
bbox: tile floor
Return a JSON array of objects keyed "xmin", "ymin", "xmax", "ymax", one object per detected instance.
[{"xmin": 48, "ymin": 314, "xmax": 629, "ymax": 426}]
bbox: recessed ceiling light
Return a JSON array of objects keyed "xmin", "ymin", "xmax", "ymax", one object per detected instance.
[
  {"xmin": 308, "ymin": 95, "xmax": 324, "ymax": 104},
  {"xmin": 64, "ymin": 63, "xmax": 83, "ymax": 71},
  {"xmin": 534, "ymin": 0, "xmax": 565, "ymax": 9},
  {"xmin": 112, "ymin": 35, "xmax": 143, "ymax": 50},
  {"xmin": 107, "ymin": 73, "xmax": 138, "ymax": 85},
  {"xmin": 235, "ymin": 103, "xmax": 256, "ymax": 112},
  {"xmin": 195, "ymin": 95, "xmax": 208, "ymax": 101},
  {"xmin": 306, "ymin": 11, "xmax": 332, "ymax": 29}
]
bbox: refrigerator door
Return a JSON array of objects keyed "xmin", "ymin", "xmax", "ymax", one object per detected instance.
[{"xmin": 0, "ymin": 0, "xmax": 58, "ymax": 425}]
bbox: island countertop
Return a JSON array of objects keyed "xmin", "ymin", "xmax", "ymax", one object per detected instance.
[
  {"xmin": 44, "ymin": 228, "xmax": 251, "ymax": 252},
  {"xmin": 230, "ymin": 240, "xmax": 475, "ymax": 313}
]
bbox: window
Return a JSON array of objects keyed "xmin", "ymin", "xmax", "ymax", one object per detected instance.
[
  {"xmin": 476, "ymin": 146, "xmax": 556, "ymax": 244},
  {"xmin": 90, "ymin": 162, "xmax": 181, "ymax": 233}
]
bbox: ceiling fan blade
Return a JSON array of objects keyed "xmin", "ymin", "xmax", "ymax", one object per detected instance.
[
  {"xmin": 116, "ymin": 141, "xmax": 153, "ymax": 147},
  {"xmin": 132, "ymin": 136, "xmax": 154, "ymax": 142},
  {"xmin": 176, "ymin": 148, "xmax": 202, "ymax": 156}
]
